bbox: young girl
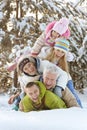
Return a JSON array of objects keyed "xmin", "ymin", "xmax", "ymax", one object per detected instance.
[
  {"xmin": 38, "ymin": 38, "xmax": 70, "ymax": 72},
  {"xmin": 30, "ymin": 17, "xmax": 70, "ymax": 57},
  {"xmin": 38, "ymin": 38, "xmax": 82, "ymax": 108}
]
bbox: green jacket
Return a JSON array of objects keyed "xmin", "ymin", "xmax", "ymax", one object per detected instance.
[{"xmin": 21, "ymin": 81, "xmax": 66, "ymax": 112}]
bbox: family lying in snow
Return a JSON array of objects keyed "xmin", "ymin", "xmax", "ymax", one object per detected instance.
[{"xmin": 8, "ymin": 17, "xmax": 83, "ymax": 112}]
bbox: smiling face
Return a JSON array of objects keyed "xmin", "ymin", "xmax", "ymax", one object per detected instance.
[
  {"xmin": 23, "ymin": 62, "xmax": 37, "ymax": 75},
  {"xmin": 51, "ymin": 30, "xmax": 60, "ymax": 39},
  {"xmin": 26, "ymin": 84, "xmax": 40, "ymax": 103},
  {"xmin": 43, "ymin": 72, "xmax": 57, "ymax": 90},
  {"xmin": 54, "ymin": 49, "xmax": 65, "ymax": 60}
]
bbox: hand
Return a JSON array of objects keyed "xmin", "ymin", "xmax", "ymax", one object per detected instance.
[
  {"xmin": 7, "ymin": 63, "xmax": 17, "ymax": 72},
  {"xmin": 29, "ymin": 52, "xmax": 38, "ymax": 58},
  {"xmin": 8, "ymin": 92, "xmax": 20, "ymax": 104},
  {"xmin": 8, "ymin": 95, "xmax": 15, "ymax": 104}
]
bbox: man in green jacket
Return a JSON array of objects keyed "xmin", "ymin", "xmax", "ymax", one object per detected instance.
[{"xmin": 19, "ymin": 81, "xmax": 66, "ymax": 112}]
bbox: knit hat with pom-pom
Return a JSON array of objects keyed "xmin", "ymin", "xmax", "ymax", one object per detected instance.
[{"xmin": 45, "ymin": 18, "xmax": 70, "ymax": 41}]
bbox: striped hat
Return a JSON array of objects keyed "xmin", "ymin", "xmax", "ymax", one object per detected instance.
[{"xmin": 54, "ymin": 38, "xmax": 69, "ymax": 53}]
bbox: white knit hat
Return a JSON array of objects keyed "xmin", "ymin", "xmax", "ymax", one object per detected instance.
[{"xmin": 52, "ymin": 17, "xmax": 69, "ymax": 35}]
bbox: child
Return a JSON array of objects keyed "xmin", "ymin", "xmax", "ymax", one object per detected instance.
[
  {"xmin": 7, "ymin": 17, "xmax": 70, "ymax": 72},
  {"xmin": 19, "ymin": 81, "xmax": 66, "ymax": 112},
  {"xmin": 30, "ymin": 17, "xmax": 70, "ymax": 57}
]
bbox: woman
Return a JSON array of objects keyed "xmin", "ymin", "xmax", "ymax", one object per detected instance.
[{"xmin": 38, "ymin": 38, "xmax": 82, "ymax": 108}]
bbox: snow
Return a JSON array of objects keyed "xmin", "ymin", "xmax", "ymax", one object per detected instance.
[
  {"xmin": 0, "ymin": 0, "xmax": 87, "ymax": 129},
  {"xmin": 0, "ymin": 88, "xmax": 87, "ymax": 130}
]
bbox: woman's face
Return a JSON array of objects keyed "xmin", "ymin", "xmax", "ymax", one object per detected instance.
[
  {"xmin": 51, "ymin": 30, "xmax": 60, "ymax": 39},
  {"xmin": 26, "ymin": 85, "xmax": 40, "ymax": 103},
  {"xmin": 23, "ymin": 62, "xmax": 37, "ymax": 75},
  {"xmin": 54, "ymin": 49, "xmax": 65, "ymax": 59}
]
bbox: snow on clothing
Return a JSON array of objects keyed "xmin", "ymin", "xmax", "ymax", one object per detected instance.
[
  {"xmin": 20, "ymin": 81, "xmax": 67, "ymax": 112},
  {"xmin": 39, "ymin": 76, "xmax": 79, "ymax": 108},
  {"xmin": 38, "ymin": 47, "xmax": 83, "ymax": 108}
]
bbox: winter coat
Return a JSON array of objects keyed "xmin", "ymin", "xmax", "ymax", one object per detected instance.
[
  {"xmin": 18, "ymin": 74, "xmax": 40, "ymax": 93},
  {"xmin": 39, "ymin": 76, "xmax": 79, "ymax": 108},
  {"xmin": 20, "ymin": 81, "xmax": 66, "ymax": 112},
  {"xmin": 54, "ymin": 87, "xmax": 79, "ymax": 108},
  {"xmin": 62, "ymin": 87, "xmax": 79, "ymax": 107},
  {"xmin": 38, "ymin": 46, "xmax": 74, "ymax": 62},
  {"xmin": 38, "ymin": 50, "xmax": 82, "ymax": 108},
  {"xmin": 31, "ymin": 32, "xmax": 50, "ymax": 55},
  {"xmin": 18, "ymin": 56, "xmax": 69, "ymax": 90}
]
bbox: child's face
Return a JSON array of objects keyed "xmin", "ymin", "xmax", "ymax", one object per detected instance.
[
  {"xmin": 23, "ymin": 62, "xmax": 37, "ymax": 75},
  {"xmin": 26, "ymin": 85, "xmax": 40, "ymax": 103},
  {"xmin": 54, "ymin": 49, "xmax": 65, "ymax": 59},
  {"xmin": 51, "ymin": 30, "xmax": 60, "ymax": 39}
]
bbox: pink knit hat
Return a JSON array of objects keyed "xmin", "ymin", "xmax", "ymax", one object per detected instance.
[
  {"xmin": 52, "ymin": 17, "xmax": 69, "ymax": 35},
  {"xmin": 45, "ymin": 18, "xmax": 70, "ymax": 40},
  {"xmin": 62, "ymin": 28, "xmax": 70, "ymax": 39},
  {"xmin": 45, "ymin": 21, "xmax": 56, "ymax": 35},
  {"xmin": 45, "ymin": 21, "xmax": 57, "ymax": 40}
]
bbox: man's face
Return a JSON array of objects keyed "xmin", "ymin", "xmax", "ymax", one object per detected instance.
[
  {"xmin": 43, "ymin": 72, "xmax": 57, "ymax": 90},
  {"xmin": 26, "ymin": 84, "xmax": 40, "ymax": 103},
  {"xmin": 23, "ymin": 62, "xmax": 37, "ymax": 75}
]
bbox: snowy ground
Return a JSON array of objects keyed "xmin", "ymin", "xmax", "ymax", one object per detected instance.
[{"xmin": 0, "ymin": 88, "xmax": 87, "ymax": 130}]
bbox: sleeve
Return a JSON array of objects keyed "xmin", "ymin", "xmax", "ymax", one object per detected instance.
[
  {"xmin": 38, "ymin": 46, "xmax": 51, "ymax": 59},
  {"xmin": 31, "ymin": 32, "xmax": 46, "ymax": 55},
  {"xmin": 53, "ymin": 86, "xmax": 63, "ymax": 98},
  {"xmin": 18, "ymin": 75, "xmax": 29, "ymax": 92},
  {"xmin": 62, "ymin": 87, "xmax": 79, "ymax": 108},
  {"xmin": 39, "ymin": 59, "xmax": 69, "ymax": 89}
]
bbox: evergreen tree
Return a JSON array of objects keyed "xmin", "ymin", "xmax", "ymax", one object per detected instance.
[{"xmin": 0, "ymin": 0, "xmax": 87, "ymax": 92}]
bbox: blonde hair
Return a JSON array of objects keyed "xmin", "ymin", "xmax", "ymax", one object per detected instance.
[{"xmin": 45, "ymin": 48, "xmax": 69, "ymax": 73}]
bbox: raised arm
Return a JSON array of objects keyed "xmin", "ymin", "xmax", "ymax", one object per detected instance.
[{"xmin": 31, "ymin": 32, "xmax": 46, "ymax": 56}]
